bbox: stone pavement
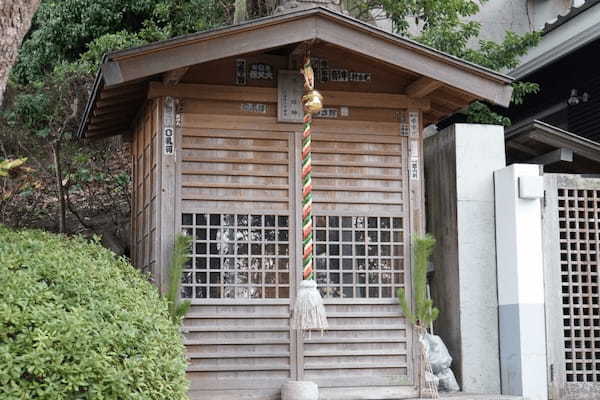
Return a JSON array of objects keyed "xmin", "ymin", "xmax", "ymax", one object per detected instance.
[{"xmin": 438, "ymin": 394, "xmax": 523, "ymax": 400}]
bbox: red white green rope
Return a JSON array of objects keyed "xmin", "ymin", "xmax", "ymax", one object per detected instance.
[{"xmin": 302, "ymin": 58, "xmax": 314, "ymax": 281}]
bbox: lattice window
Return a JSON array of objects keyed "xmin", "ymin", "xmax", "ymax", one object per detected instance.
[
  {"xmin": 181, "ymin": 213, "xmax": 290, "ymax": 299},
  {"xmin": 558, "ymin": 188, "xmax": 600, "ymax": 383},
  {"xmin": 314, "ymin": 215, "xmax": 405, "ymax": 298}
]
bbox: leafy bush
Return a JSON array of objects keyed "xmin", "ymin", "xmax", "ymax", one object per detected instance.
[{"xmin": 0, "ymin": 226, "xmax": 188, "ymax": 399}]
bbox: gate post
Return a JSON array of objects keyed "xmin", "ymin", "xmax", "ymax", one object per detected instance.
[
  {"xmin": 424, "ymin": 123, "xmax": 504, "ymax": 393},
  {"xmin": 494, "ymin": 164, "xmax": 548, "ymax": 400}
]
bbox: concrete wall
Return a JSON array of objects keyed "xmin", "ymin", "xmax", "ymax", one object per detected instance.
[
  {"xmin": 424, "ymin": 123, "xmax": 505, "ymax": 393},
  {"xmin": 465, "ymin": 0, "xmax": 531, "ymax": 43}
]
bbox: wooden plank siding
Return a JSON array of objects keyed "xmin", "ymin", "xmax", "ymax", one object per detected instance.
[
  {"xmin": 131, "ymin": 100, "xmax": 161, "ymax": 280},
  {"xmin": 167, "ymin": 85, "xmax": 417, "ymax": 400}
]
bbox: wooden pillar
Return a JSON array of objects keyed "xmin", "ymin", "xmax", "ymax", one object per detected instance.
[
  {"xmin": 406, "ymin": 109, "xmax": 425, "ymax": 392},
  {"xmin": 158, "ymin": 96, "xmax": 179, "ymax": 293}
]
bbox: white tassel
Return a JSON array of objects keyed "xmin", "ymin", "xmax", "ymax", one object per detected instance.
[{"xmin": 291, "ymin": 280, "xmax": 328, "ymax": 332}]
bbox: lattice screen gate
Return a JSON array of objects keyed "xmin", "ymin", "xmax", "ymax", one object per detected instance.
[
  {"xmin": 177, "ymin": 104, "xmax": 415, "ymax": 400},
  {"xmin": 543, "ymin": 174, "xmax": 600, "ymax": 400}
]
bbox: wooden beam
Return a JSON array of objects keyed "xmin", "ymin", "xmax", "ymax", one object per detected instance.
[
  {"xmin": 529, "ymin": 148, "xmax": 573, "ymax": 165},
  {"xmin": 405, "ymin": 77, "xmax": 443, "ymax": 98},
  {"xmin": 87, "ymin": 118, "xmax": 132, "ymax": 131},
  {"xmin": 429, "ymin": 101, "xmax": 454, "ymax": 116},
  {"xmin": 506, "ymin": 141, "xmax": 538, "ymax": 156},
  {"xmin": 94, "ymin": 103, "xmax": 131, "ymax": 117},
  {"xmin": 96, "ymin": 93, "xmax": 145, "ymax": 108},
  {"xmin": 99, "ymin": 84, "xmax": 146, "ymax": 100},
  {"xmin": 163, "ymin": 67, "xmax": 190, "ymax": 86},
  {"xmin": 87, "ymin": 129, "xmax": 131, "ymax": 140},
  {"xmin": 89, "ymin": 112, "xmax": 135, "ymax": 125},
  {"xmin": 147, "ymin": 82, "xmax": 430, "ymax": 110},
  {"xmin": 527, "ymin": 130, "xmax": 600, "ymax": 164},
  {"xmin": 433, "ymin": 92, "xmax": 471, "ymax": 109}
]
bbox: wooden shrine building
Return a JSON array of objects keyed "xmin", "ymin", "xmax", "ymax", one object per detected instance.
[{"xmin": 77, "ymin": 7, "xmax": 513, "ymax": 400}]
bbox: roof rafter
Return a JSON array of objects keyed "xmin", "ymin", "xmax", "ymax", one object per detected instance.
[{"xmin": 405, "ymin": 77, "xmax": 443, "ymax": 98}]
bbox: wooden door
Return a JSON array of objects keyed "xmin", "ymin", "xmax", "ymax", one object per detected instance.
[
  {"xmin": 295, "ymin": 122, "xmax": 416, "ymax": 400},
  {"xmin": 543, "ymin": 174, "xmax": 600, "ymax": 400},
  {"xmin": 177, "ymin": 97, "xmax": 415, "ymax": 400},
  {"xmin": 178, "ymin": 106, "xmax": 299, "ymax": 400}
]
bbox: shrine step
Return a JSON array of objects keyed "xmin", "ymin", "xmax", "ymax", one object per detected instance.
[{"xmin": 438, "ymin": 394, "xmax": 524, "ymax": 400}]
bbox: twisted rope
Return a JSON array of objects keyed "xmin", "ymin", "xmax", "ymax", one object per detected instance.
[{"xmin": 301, "ymin": 57, "xmax": 314, "ymax": 281}]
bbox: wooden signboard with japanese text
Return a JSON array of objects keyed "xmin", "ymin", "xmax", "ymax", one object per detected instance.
[{"xmin": 277, "ymin": 70, "xmax": 304, "ymax": 123}]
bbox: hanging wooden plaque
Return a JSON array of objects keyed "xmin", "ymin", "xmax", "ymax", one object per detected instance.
[{"xmin": 277, "ymin": 70, "xmax": 304, "ymax": 123}]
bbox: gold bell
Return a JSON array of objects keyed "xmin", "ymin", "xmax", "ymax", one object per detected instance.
[{"xmin": 302, "ymin": 90, "xmax": 324, "ymax": 114}]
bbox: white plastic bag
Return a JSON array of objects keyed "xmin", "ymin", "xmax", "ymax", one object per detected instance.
[
  {"xmin": 437, "ymin": 368, "xmax": 460, "ymax": 392},
  {"xmin": 423, "ymin": 333, "xmax": 452, "ymax": 374}
]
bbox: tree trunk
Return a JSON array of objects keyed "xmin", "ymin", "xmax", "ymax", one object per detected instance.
[
  {"xmin": 0, "ymin": 0, "xmax": 41, "ymax": 105},
  {"xmin": 51, "ymin": 141, "xmax": 66, "ymax": 234},
  {"xmin": 234, "ymin": 0, "xmax": 247, "ymax": 24}
]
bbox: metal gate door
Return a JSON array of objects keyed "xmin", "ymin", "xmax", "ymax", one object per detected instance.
[{"xmin": 543, "ymin": 174, "xmax": 600, "ymax": 400}]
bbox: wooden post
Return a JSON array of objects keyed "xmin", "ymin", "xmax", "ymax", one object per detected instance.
[
  {"xmin": 542, "ymin": 174, "xmax": 564, "ymax": 400},
  {"xmin": 407, "ymin": 109, "xmax": 426, "ymax": 396},
  {"xmin": 158, "ymin": 96, "xmax": 178, "ymax": 293}
]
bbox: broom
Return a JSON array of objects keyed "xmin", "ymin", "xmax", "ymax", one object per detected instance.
[{"xmin": 291, "ymin": 56, "xmax": 328, "ymax": 333}]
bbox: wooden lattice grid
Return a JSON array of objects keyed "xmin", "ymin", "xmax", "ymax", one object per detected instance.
[
  {"xmin": 557, "ymin": 188, "xmax": 600, "ymax": 383},
  {"xmin": 314, "ymin": 215, "xmax": 405, "ymax": 298},
  {"xmin": 181, "ymin": 213, "xmax": 291, "ymax": 299}
]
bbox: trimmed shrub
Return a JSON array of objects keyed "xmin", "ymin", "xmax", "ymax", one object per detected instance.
[{"xmin": 0, "ymin": 226, "xmax": 188, "ymax": 399}]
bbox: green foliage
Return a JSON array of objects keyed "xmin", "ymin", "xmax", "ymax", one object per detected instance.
[
  {"xmin": 466, "ymin": 101, "xmax": 511, "ymax": 126},
  {"xmin": 13, "ymin": 0, "xmax": 155, "ymax": 83},
  {"xmin": 350, "ymin": 0, "xmax": 540, "ymax": 126},
  {"xmin": 0, "ymin": 158, "xmax": 27, "ymax": 177},
  {"xmin": 397, "ymin": 234, "xmax": 439, "ymax": 327},
  {"xmin": 378, "ymin": 0, "xmax": 482, "ymax": 36},
  {"xmin": 1, "ymin": 1, "xmax": 235, "ymax": 235},
  {"xmin": 511, "ymin": 81, "xmax": 541, "ymax": 106},
  {"xmin": 0, "ymin": 226, "xmax": 188, "ymax": 399},
  {"xmin": 12, "ymin": 0, "xmax": 234, "ymax": 83},
  {"xmin": 167, "ymin": 234, "xmax": 192, "ymax": 324}
]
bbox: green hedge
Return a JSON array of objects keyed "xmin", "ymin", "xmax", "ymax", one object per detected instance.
[{"xmin": 0, "ymin": 227, "xmax": 188, "ymax": 399}]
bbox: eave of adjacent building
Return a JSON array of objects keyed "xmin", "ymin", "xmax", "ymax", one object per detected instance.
[{"xmin": 512, "ymin": 1, "xmax": 600, "ymax": 79}]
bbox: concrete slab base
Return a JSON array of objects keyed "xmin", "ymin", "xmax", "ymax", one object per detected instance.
[{"xmin": 438, "ymin": 393, "xmax": 524, "ymax": 400}]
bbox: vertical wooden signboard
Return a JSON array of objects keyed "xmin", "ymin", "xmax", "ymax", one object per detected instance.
[{"xmin": 278, "ymin": 70, "xmax": 304, "ymax": 123}]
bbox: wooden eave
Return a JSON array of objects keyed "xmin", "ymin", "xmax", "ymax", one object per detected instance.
[
  {"xmin": 77, "ymin": 7, "xmax": 513, "ymax": 139},
  {"xmin": 506, "ymin": 120, "xmax": 600, "ymax": 165}
]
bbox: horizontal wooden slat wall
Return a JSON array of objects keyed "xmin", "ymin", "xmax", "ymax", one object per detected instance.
[
  {"xmin": 131, "ymin": 100, "xmax": 159, "ymax": 279},
  {"xmin": 180, "ymin": 99, "xmax": 290, "ymax": 213},
  {"xmin": 184, "ymin": 303, "xmax": 293, "ymax": 400}
]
